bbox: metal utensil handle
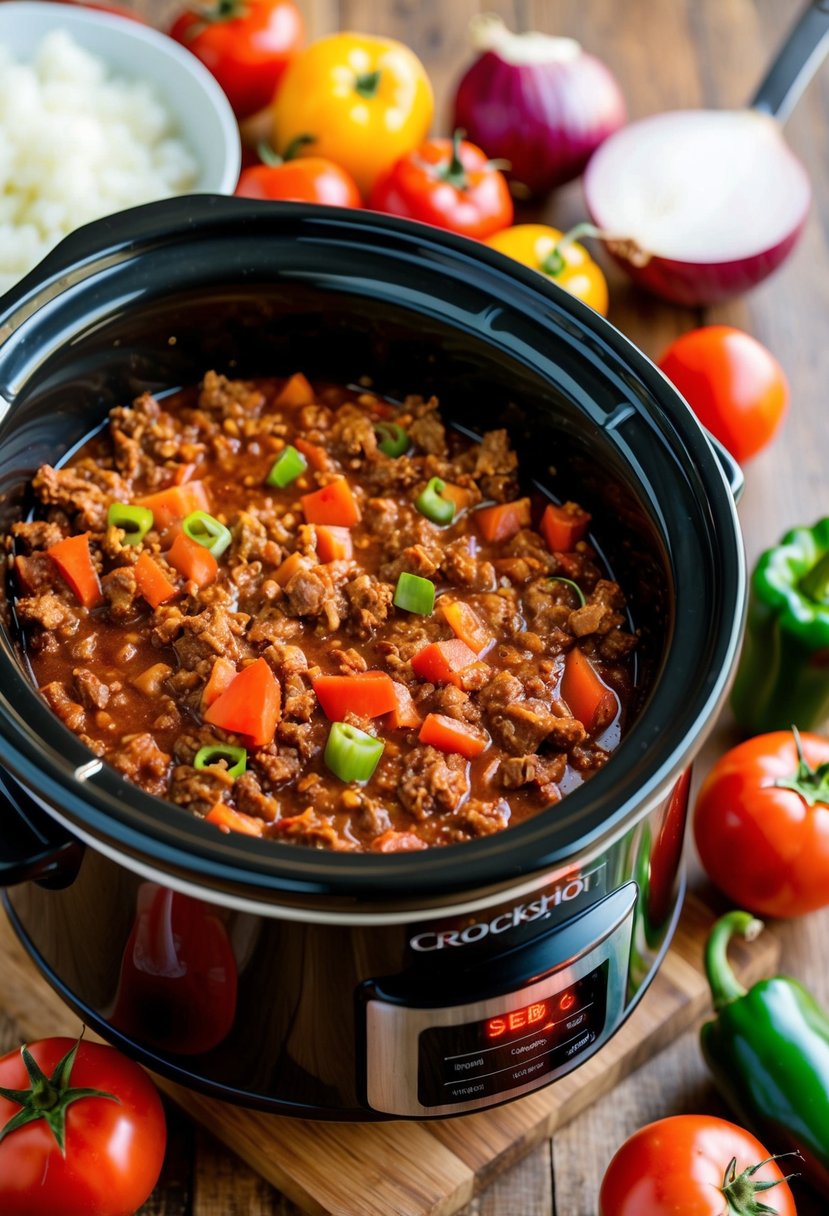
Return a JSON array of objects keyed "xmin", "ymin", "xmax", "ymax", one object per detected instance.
[{"xmin": 751, "ymin": 0, "xmax": 829, "ymax": 122}]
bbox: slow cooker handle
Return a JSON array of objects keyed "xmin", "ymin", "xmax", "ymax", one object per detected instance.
[
  {"xmin": 0, "ymin": 769, "xmax": 84, "ymax": 889},
  {"xmin": 706, "ymin": 433, "xmax": 744, "ymax": 503}
]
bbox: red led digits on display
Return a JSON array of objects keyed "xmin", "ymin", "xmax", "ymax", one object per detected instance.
[
  {"xmin": 558, "ymin": 992, "xmax": 576, "ymax": 1012},
  {"xmin": 485, "ymin": 1000, "xmax": 549, "ymax": 1039}
]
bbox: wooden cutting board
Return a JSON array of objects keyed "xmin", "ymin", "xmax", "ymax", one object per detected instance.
[{"xmin": 0, "ymin": 893, "xmax": 778, "ymax": 1216}]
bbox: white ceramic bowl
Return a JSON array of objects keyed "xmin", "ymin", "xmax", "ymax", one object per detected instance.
[{"xmin": 0, "ymin": 1, "xmax": 241, "ymax": 194}]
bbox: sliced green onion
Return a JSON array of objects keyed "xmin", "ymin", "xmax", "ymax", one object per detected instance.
[
  {"xmin": 415, "ymin": 477, "xmax": 455, "ymax": 526},
  {"xmin": 107, "ymin": 502, "xmax": 153, "ymax": 546},
  {"xmin": 374, "ymin": 421, "xmax": 409, "ymax": 458},
  {"xmin": 324, "ymin": 722, "xmax": 384, "ymax": 783},
  {"xmin": 182, "ymin": 510, "xmax": 232, "ymax": 557},
  {"xmin": 193, "ymin": 744, "xmax": 247, "ymax": 779},
  {"xmin": 267, "ymin": 444, "xmax": 307, "ymax": 488},
  {"xmin": 547, "ymin": 577, "xmax": 586, "ymax": 607},
  {"xmin": 394, "ymin": 571, "xmax": 435, "ymax": 615}
]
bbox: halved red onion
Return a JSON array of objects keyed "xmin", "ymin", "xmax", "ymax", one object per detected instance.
[
  {"xmin": 452, "ymin": 14, "xmax": 626, "ymax": 198},
  {"xmin": 583, "ymin": 108, "xmax": 811, "ymax": 306}
]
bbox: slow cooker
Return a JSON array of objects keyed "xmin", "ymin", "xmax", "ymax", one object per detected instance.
[{"xmin": 0, "ymin": 199, "xmax": 745, "ymax": 1119}]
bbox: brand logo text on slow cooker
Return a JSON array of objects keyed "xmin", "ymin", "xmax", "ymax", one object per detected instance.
[{"xmin": 410, "ymin": 863, "xmax": 606, "ymax": 952}]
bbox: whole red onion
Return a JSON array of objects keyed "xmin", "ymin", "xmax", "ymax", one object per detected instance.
[{"xmin": 453, "ymin": 14, "xmax": 626, "ymax": 198}]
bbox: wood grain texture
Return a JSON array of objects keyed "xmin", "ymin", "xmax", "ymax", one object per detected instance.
[
  {"xmin": 5, "ymin": 2, "xmax": 829, "ymax": 1214},
  {"xmin": 0, "ymin": 895, "xmax": 779, "ymax": 1216}
]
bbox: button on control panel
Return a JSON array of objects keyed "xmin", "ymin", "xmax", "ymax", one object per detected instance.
[{"xmin": 417, "ymin": 963, "xmax": 608, "ymax": 1107}]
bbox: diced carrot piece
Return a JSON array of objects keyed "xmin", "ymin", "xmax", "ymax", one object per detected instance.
[
  {"xmin": 371, "ymin": 830, "xmax": 428, "ymax": 853},
  {"xmin": 274, "ymin": 551, "xmax": 308, "ymax": 587},
  {"xmin": 474, "ymin": 497, "xmax": 531, "ymax": 543},
  {"xmin": 134, "ymin": 551, "xmax": 178, "ymax": 608},
  {"xmin": 295, "ymin": 436, "xmax": 330, "ymax": 472},
  {"xmin": 204, "ymin": 657, "xmax": 281, "ymax": 747},
  {"xmin": 301, "ymin": 477, "xmax": 361, "ymax": 527},
  {"xmin": 131, "ymin": 662, "xmax": 173, "ymax": 696},
  {"xmin": 419, "ymin": 712, "xmax": 489, "ymax": 758},
  {"xmin": 134, "ymin": 481, "xmax": 210, "ymax": 531},
  {"xmin": 46, "ymin": 533, "xmax": 102, "ymax": 608},
  {"xmin": 560, "ymin": 647, "xmax": 618, "ymax": 733},
  {"xmin": 441, "ymin": 600, "xmax": 494, "ymax": 656},
  {"xmin": 167, "ymin": 532, "xmax": 218, "ymax": 588},
  {"xmin": 540, "ymin": 502, "xmax": 591, "ymax": 553},
  {"xmin": 276, "ymin": 373, "xmax": 314, "ymax": 407},
  {"xmin": 440, "ymin": 483, "xmax": 474, "ymax": 513},
  {"xmin": 411, "ymin": 639, "xmax": 479, "ymax": 688},
  {"xmin": 202, "ymin": 657, "xmax": 238, "ymax": 709},
  {"xmin": 387, "ymin": 681, "xmax": 422, "ymax": 729},
  {"xmin": 315, "ymin": 525, "xmax": 353, "ymax": 563},
  {"xmin": 313, "ymin": 672, "xmax": 397, "ymax": 720},
  {"xmin": 205, "ymin": 804, "xmax": 264, "ymax": 837}
]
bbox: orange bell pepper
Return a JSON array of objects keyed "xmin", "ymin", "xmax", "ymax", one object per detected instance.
[
  {"xmin": 441, "ymin": 600, "xmax": 494, "ymax": 656},
  {"xmin": 540, "ymin": 502, "xmax": 591, "ymax": 553},
  {"xmin": 205, "ymin": 804, "xmax": 265, "ymax": 837},
  {"xmin": 560, "ymin": 647, "xmax": 618, "ymax": 733},
  {"xmin": 134, "ymin": 551, "xmax": 178, "ymax": 609},
  {"xmin": 204, "ymin": 657, "xmax": 281, "ymax": 748},
  {"xmin": 313, "ymin": 672, "xmax": 397, "ymax": 720},
  {"xmin": 474, "ymin": 498, "xmax": 531, "ymax": 543},
  {"xmin": 275, "ymin": 373, "xmax": 315, "ymax": 408},
  {"xmin": 167, "ymin": 532, "xmax": 218, "ymax": 588},
  {"xmin": 387, "ymin": 681, "xmax": 422, "ymax": 729},
  {"xmin": 418, "ymin": 712, "xmax": 489, "ymax": 758},
  {"xmin": 202, "ymin": 658, "xmax": 238, "ymax": 709},
  {"xmin": 315, "ymin": 525, "xmax": 353, "ymax": 563},
  {"xmin": 484, "ymin": 224, "xmax": 609, "ymax": 316},
  {"xmin": 134, "ymin": 481, "xmax": 210, "ymax": 531},
  {"xmin": 46, "ymin": 533, "xmax": 102, "ymax": 608},
  {"xmin": 411, "ymin": 638, "xmax": 479, "ymax": 688},
  {"xmin": 301, "ymin": 477, "xmax": 361, "ymax": 527}
]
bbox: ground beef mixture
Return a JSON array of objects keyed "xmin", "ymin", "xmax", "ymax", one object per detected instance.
[{"xmin": 8, "ymin": 372, "xmax": 639, "ymax": 852}]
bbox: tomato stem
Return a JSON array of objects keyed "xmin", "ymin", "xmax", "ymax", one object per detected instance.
[
  {"xmin": 0, "ymin": 1037, "xmax": 118, "ymax": 1154},
  {"xmin": 720, "ymin": 1153, "xmax": 800, "ymax": 1215},
  {"xmin": 773, "ymin": 726, "xmax": 829, "ymax": 807},
  {"xmin": 438, "ymin": 129, "xmax": 469, "ymax": 191}
]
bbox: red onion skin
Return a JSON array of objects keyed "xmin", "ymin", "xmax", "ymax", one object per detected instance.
[
  {"xmin": 594, "ymin": 217, "xmax": 808, "ymax": 307},
  {"xmin": 453, "ymin": 49, "xmax": 626, "ymax": 197}
]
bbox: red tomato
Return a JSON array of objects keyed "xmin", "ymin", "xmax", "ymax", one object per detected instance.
[
  {"xmin": 599, "ymin": 1115, "xmax": 796, "ymax": 1216},
  {"xmin": 694, "ymin": 729, "xmax": 829, "ymax": 917},
  {"xmin": 0, "ymin": 1037, "xmax": 166, "ymax": 1216},
  {"xmin": 235, "ymin": 144, "xmax": 362, "ymax": 207},
  {"xmin": 169, "ymin": 0, "xmax": 304, "ymax": 120},
  {"xmin": 369, "ymin": 131, "xmax": 513, "ymax": 240},
  {"xmin": 658, "ymin": 325, "xmax": 788, "ymax": 463}
]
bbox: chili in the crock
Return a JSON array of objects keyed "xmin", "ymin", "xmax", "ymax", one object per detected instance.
[{"xmin": 8, "ymin": 373, "xmax": 638, "ymax": 851}]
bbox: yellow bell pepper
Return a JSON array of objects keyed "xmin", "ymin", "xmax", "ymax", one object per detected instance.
[
  {"xmin": 485, "ymin": 224, "xmax": 609, "ymax": 315},
  {"xmin": 272, "ymin": 32, "xmax": 434, "ymax": 199}
]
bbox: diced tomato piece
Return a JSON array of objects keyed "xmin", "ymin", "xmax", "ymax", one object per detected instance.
[
  {"xmin": 204, "ymin": 657, "xmax": 281, "ymax": 748},
  {"xmin": 46, "ymin": 533, "xmax": 102, "ymax": 608},
  {"xmin": 411, "ymin": 639, "xmax": 479, "ymax": 688},
  {"xmin": 418, "ymin": 712, "xmax": 489, "ymax": 758},
  {"xmin": 441, "ymin": 600, "xmax": 494, "ymax": 656},
  {"xmin": 167, "ymin": 532, "xmax": 218, "ymax": 588},
  {"xmin": 134, "ymin": 481, "xmax": 210, "ymax": 531},
  {"xmin": 474, "ymin": 497, "xmax": 531, "ymax": 543},
  {"xmin": 370, "ymin": 830, "xmax": 428, "ymax": 853},
  {"xmin": 313, "ymin": 672, "xmax": 397, "ymax": 720},
  {"xmin": 202, "ymin": 657, "xmax": 238, "ymax": 709},
  {"xmin": 540, "ymin": 502, "xmax": 591, "ymax": 553},
  {"xmin": 387, "ymin": 681, "xmax": 422, "ymax": 729},
  {"xmin": 315, "ymin": 525, "xmax": 353, "ymax": 563},
  {"xmin": 301, "ymin": 477, "xmax": 361, "ymax": 527},
  {"xmin": 560, "ymin": 647, "xmax": 618, "ymax": 733},
  {"xmin": 275, "ymin": 372, "xmax": 314, "ymax": 407},
  {"xmin": 134, "ymin": 552, "xmax": 178, "ymax": 609},
  {"xmin": 205, "ymin": 804, "xmax": 264, "ymax": 837}
]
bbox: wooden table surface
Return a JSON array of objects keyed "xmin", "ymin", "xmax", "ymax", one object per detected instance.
[{"xmin": 4, "ymin": 1, "xmax": 829, "ymax": 1212}]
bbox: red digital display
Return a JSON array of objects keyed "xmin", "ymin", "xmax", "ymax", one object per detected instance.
[{"xmin": 485, "ymin": 999, "xmax": 550, "ymax": 1040}]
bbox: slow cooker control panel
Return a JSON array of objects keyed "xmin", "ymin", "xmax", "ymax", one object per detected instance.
[{"xmin": 362, "ymin": 884, "xmax": 636, "ymax": 1117}]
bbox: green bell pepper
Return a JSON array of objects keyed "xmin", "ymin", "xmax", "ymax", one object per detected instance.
[
  {"xmin": 701, "ymin": 910, "xmax": 829, "ymax": 1198},
  {"xmin": 731, "ymin": 518, "xmax": 829, "ymax": 734}
]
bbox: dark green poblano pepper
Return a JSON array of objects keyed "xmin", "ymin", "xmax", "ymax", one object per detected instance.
[
  {"xmin": 701, "ymin": 910, "xmax": 829, "ymax": 1198},
  {"xmin": 731, "ymin": 518, "xmax": 829, "ymax": 734}
]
